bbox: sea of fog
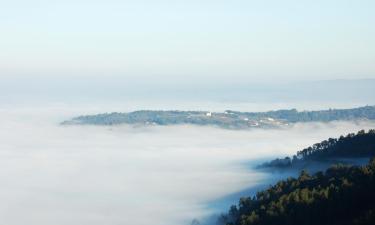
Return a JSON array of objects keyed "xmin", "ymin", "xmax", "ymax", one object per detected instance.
[{"xmin": 1, "ymin": 104, "xmax": 374, "ymax": 225}]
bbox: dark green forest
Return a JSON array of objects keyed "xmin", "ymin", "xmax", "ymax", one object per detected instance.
[
  {"xmin": 260, "ymin": 129, "xmax": 375, "ymax": 168},
  {"xmin": 218, "ymin": 158, "xmax": 375, "ymax": 225}
]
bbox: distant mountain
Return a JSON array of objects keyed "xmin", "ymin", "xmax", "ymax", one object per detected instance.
[
  {"xmin": 4, "ymin": 77, "xmax": 375, "ymax": 105},
  {"xmin": 259, "ymin": 129, "xmax": 375, "ymax": 169},
  {"xmin": 218, "ymin": 158, "xmax": 375, "ymax": 225},
  {"xmin": 62, "ymin": 105, "xmax": 375, "ymax": 129}
]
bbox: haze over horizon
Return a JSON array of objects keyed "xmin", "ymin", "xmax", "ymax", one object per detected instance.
[{"xmin": 1, "ymin": 78, "xmax": 374, "ymax": 112}]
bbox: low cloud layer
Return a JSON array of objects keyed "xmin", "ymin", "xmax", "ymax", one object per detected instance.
[{"xmin": 0, "ymin": 106, "xmax": 374, "ymax": 225}]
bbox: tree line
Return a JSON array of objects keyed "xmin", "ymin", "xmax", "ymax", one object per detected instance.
[
  {"xmin": 219, "ymin": 157, "xmax": 375, "ymax": 225},
  {"xmin": 260, "ymin": 129, "xmax": 375, "ymax": 168}
]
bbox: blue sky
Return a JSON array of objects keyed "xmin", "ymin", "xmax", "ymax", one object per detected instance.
[{"xmin": 1, "ymin": 0, "xmax": 374, "ymax": 82}]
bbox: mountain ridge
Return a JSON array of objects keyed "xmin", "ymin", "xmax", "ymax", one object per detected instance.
[{"xmin": 62, "ymin": 105, "xmax": 375, "ymax": 129}]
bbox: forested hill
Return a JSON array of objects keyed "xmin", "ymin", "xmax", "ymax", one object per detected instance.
[
  {"xmin": 218, "ymin": 158, "xmax": 375, "ymax": 225},
  {"xmin": 62, "ymin": 105, "xmax": 375, "ymax": 129},
  {"xmin": 260, "ymin": 129, "xmax": 375, "ymax": 169}
]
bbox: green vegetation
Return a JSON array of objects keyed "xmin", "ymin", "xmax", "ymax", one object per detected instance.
[
  {"xmin": 62, "ymin": 105, "xmax": 375, "ymax": 129},
  {"xmin": 240, "ymin": 105, "xmax": 375, "ymax": 123},
  {"xmin": 260, "ymin": 129, "xmax": 375, "ymax": 168},
  {"xmin": 218, "ymin": 158, "xmax": 375, "ymax": 225}
]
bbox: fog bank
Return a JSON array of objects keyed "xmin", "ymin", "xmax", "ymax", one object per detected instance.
[{"xmin": 0, "ymin": 106, "xmax": 374, "ymax": 225}]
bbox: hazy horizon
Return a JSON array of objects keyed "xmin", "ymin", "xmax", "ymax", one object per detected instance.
[{"xmin": 1, "ymin": 78, "xmax": 375, "ymax": 112}]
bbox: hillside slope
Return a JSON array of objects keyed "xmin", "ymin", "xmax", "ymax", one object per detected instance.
[
  {"xmin": 219, "ymin": 158, "xmax": 375, "ymax": 225},
  {"xmin": 260, "ymin": 129, "xmax": 375, "ymax": 169}
]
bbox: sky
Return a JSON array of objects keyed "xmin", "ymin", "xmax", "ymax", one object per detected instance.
[{"xmin": 1, "ymin": 0, "xmax": 374, "ymax": 82}]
